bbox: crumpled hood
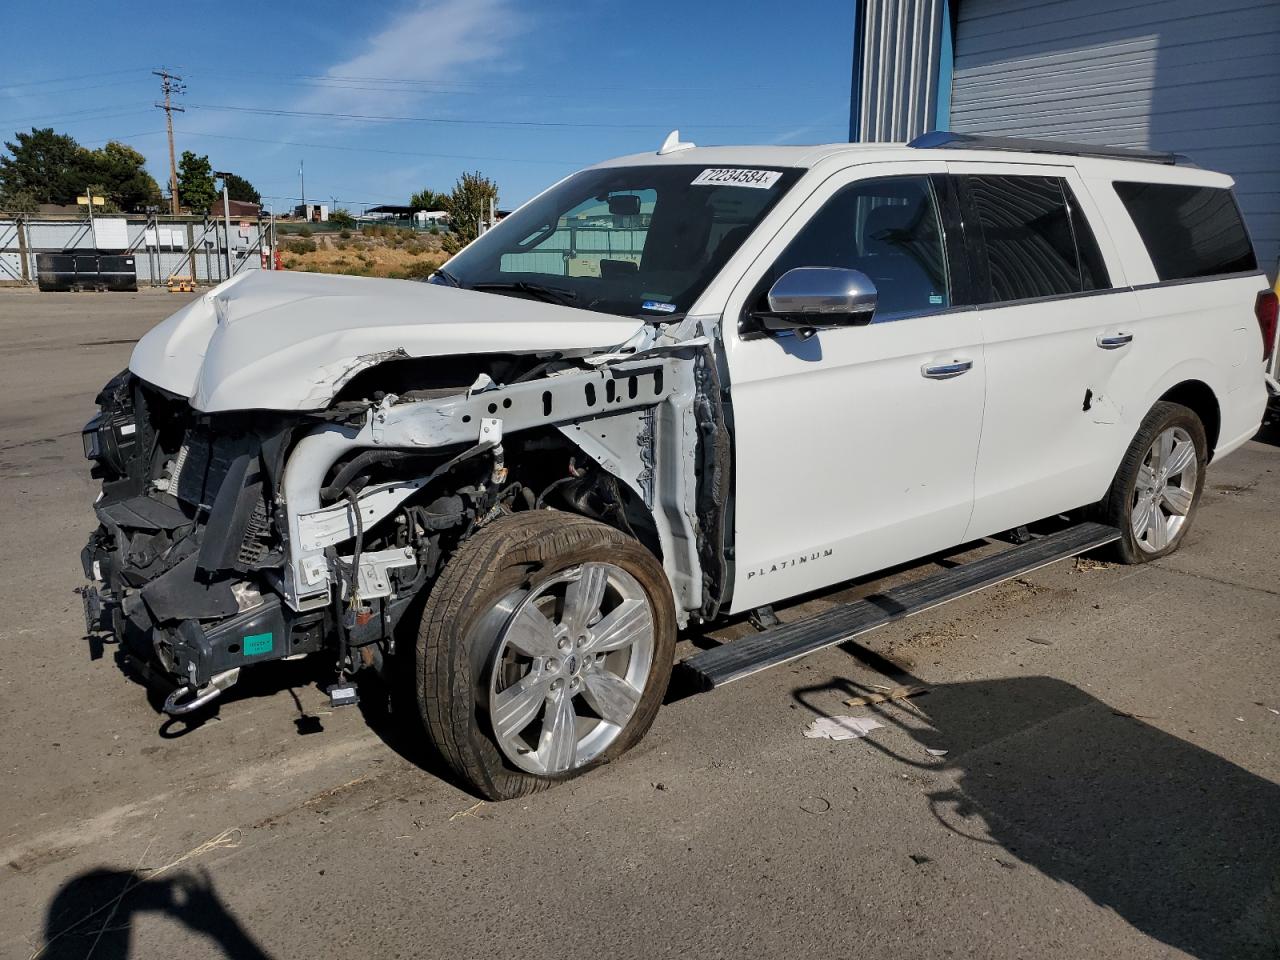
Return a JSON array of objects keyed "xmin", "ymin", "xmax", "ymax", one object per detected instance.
[{"xmin": 129, "ymin": 271, "xmax": 644, "ymax": 412}]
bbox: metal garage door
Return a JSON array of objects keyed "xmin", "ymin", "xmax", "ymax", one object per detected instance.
[{"xmin": 950, "ymin": 0, "xmax": 1280, "ymax": 274}]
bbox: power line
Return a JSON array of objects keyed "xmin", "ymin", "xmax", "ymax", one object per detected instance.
[
  {"xmin": 180, "ymin": 66, "xmax": 827, "ymax": 96},
  {"xmin": 0, "ymin": 77, "xmax": 155, "ymax": 108},
  {"xmin": 184, "ymin": 102, "xmax": 779, "ymax": 131},
  {"xmin": 0, "ymin": 67, "xmax": 152, "ymax": 92},
  {"xmin": 176, "ymin": 129, "xmax": 585, "ymax": 166},
  {"xmin": 179, "ymin": 69, "xmax": 814, "ymax": 103},
  {"xmin": 0, "ymin": 106, "xmax": 155, "ymax": 129}
]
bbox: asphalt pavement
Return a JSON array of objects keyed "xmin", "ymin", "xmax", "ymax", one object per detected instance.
[{"xmin": 0, "ymin": 287, "xmax": 1277, "ymax": 960}]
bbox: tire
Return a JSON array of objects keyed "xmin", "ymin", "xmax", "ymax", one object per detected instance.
[
  {"xmin": 416, "ymin": 510, "xmax": 676, "ymax": 800},
  {"xmin": 1097, "ymin": 401, "xmax": 1207, "ymax": 564}
]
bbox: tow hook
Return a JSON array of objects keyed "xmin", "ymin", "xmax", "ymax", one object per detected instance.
[{"xmin": 162, "ymin": 668, "xmax": 240, "ymax": 716}]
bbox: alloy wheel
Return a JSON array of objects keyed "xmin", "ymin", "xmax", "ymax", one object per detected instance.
[
  {"xmin": 486, "ymin": 562, "xmax": 655, "ymax": 775},
  {"xmin": 1131, "ymin": 426, "xmax": 1197, "ymax": 554}
]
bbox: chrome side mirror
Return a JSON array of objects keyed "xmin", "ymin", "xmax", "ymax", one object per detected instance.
[{"xmin": 759, "ymin": 267, "xmax": 878, "ymax": 337}]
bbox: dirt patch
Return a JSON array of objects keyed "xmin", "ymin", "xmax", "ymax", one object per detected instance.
[
  {"xmin": 1073, "ymin": 555, "xmax": 1119, "ymax": 572},
  {"xmin": 8, "ymin": 844, "xmax": 77, "ymax": 874},
  {"xmin": 1212, "ymin": 479, "xmax": 1260, "ymax": 495}
]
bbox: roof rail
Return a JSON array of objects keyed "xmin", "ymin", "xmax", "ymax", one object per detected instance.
[{"xmin": 908, "ymin": 131, "xmax": 1187, "ymax": 166}]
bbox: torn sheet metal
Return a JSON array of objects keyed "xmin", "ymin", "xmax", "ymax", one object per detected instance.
[{"xmin": 297, "ymin": 348, "xmax": 410, "ymax": 410}]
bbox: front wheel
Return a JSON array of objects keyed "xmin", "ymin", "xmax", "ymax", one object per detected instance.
[
  {"xmin": 1098, "ymin": 401, "xmax": 1207, "ymax": 564},
  {"xmin": 417, "ymin": 511, "xmax": 676, "ymax": 800}
]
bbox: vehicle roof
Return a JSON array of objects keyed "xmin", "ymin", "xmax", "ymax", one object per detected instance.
[{"xmin": 593, "ymin": 141, "xmax": 1233, "ymax": 187}]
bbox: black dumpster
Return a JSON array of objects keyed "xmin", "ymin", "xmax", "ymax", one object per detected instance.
[{"xmin": 36, "ymin": 252, "xmax": 138, "ymax": 292}]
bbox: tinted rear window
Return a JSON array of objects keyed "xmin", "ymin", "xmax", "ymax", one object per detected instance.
[
  {"xmin": 1114, "ymin": 182, "xmax": 1257, "ymax": 281},
  {"xmin": 966, "ymin": 175, "xmax": 1109, "ymax": 303}
]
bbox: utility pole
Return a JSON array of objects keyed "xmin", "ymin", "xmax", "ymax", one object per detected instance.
[
  {"xmin": 299, "ymin": 160, "xmax": 305, "ymax": 219},
  {"xmin": 214, "ymin": 172, "xmax": 234, "ymax": 278},
  {"xmin": 154, "ymin": 70, "xmax": 186, "ymax": 215}
]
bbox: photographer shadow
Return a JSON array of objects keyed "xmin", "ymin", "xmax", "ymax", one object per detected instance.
[{"xmin": 39, "ymin": 867, "xmax": 272, "ymax": 960}]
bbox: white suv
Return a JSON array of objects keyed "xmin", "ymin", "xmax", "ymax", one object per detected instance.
[{"xmin": 82, "ymin": 132, "xmax": 1275, "ymax": 799}]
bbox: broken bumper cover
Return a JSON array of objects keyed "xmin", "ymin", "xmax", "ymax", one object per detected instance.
[{"xmin": 83, "ymin": 525, "xmax": 324, "ymax": 699}]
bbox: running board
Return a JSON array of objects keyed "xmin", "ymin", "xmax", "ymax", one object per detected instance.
[{"xmin": 682, "ymin": 522, "xmax": 1121, "ymax": 689}]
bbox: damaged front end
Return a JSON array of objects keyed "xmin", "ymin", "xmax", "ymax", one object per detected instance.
[
  {"xmin": 82, "ymin": 369, "xmax": 330, "ymax": 712},
  {"xmin": 82, "ymin": 339, "xmax": 730, "ymax": 717}
]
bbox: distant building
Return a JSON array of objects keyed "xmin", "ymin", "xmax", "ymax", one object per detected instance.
[
  {"xmin": 293, "ymin": 204, "xmax": 328, "ymax": 223},
  {"xmin": 209, "ymin": 198, "xmax": 261, "ymax": 218},
  {"xmin": 364, "ymin": 204, "xmax": 414, "ymax": 221},
  {"xmin": 412, "ymin": 209, "xmax": 449, "ymax": 228}
]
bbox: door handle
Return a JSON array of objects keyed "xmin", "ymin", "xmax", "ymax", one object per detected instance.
[
  {"xmin": 1097, "ymin": 332, "xmax": 1134, "ymax": 349},
  {"xmin": 921, "ymin": 359, "xmax": 973, "ymax": 380}
]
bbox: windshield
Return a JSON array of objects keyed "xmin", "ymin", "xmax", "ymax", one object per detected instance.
[{"xmin": 437, "ymin": 164, "xmax": 803, "ymax": 319}]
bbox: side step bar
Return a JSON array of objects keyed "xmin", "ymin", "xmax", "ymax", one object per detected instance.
[{"xmin": 682, "ymin": 522, "xmax": 1121, "ymax": 690}]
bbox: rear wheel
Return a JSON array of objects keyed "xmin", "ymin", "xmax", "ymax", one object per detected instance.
[
  {"xmin": 1098, "ymin": 401, "xmax": 1207, "ymax": 564},
  {"xmin": 417, "ymin": 511, "xmax": 676, "ymax": 800}
]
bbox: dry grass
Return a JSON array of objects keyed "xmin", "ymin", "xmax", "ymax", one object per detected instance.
[{"xmin": 280, "ymin": 231, "xmax": 446, "ymax": 280}]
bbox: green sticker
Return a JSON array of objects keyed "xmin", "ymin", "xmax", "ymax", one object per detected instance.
[{"xmin": 242, "ymin": 632, "xmax": 273, "ymax": 656}]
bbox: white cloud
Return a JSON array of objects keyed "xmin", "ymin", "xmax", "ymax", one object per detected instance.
[{"xmin": 296, "ymin": 0, "xmax": 524, "ymax": 117}]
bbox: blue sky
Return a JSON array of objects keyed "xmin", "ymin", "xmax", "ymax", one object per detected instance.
[{"xmin": 0, "ymin": 0, "xmax": 855, "ymax": 213}]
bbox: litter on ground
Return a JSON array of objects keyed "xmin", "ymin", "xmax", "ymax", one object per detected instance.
[
  {"xmin": 843, "ymin": 684, "xmax": 929, "ymax": 708},
  {"xmin": 804, "ymin": 716, "xmax": 884, "ymax": 741}
]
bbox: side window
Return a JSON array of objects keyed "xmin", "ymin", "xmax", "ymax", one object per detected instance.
[
  {"xmin": 766, "ymin": 175, "xmax": 951, "ymax": 320},
  {"xmin": 1113, "ymin": 181, "xmax": 1257, "ymax": 281},
  {"xmin": 966, "ymin": 175, "xmax": 1108, "ymax": 303}
]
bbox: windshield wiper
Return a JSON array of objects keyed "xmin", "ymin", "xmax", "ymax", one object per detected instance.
[
  {"xmin": 469, "ymin": 281, "xmax": 578, "ymax": 307},
  {"xmin": 428, "ymin": 268, "xmax": 461, "ymax": 287}
]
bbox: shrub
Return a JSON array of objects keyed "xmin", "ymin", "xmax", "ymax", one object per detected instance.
[
  {"xmin": 400, "ymin": 259, "xmax": 436, "ymax": 279},
  {"xmin": 297, "ymin": 225, "xmax": 313, "ymax": 238},
  {"xmin": 287, "ymin": 237, "xmax": 317, "ymax": 254},
  {"xmin": 339, "ymin": 228, "xmax": 351, "ymax": 240}
]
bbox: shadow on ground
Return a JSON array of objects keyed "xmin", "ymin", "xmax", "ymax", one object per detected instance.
[
  {"xmin": 793, "ymin": 666, "xmax": 1280, "ymax": 959},
  {"xmin": 1252, "ymin": 397, "xmax": 1280, "ymax": 447},
  {"xmin": 39, "ymin": 867, "xmax": 271, "ymax": 959}
]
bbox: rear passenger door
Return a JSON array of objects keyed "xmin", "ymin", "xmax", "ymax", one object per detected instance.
[{"xmin": 949, "ymin": 163, "xmax": 1140, "ymax": 539}]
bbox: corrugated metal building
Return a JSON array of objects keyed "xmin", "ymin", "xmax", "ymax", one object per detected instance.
[{"xmin": 849, "ymin": 0, "xmax": 1280, "ymax": 272}]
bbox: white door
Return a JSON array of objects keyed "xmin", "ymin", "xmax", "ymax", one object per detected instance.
[
  {"xmin": 722, "ymin": 167, "xmax": 986, "ymax": 613},
  {"xmin": 947, "ymin": 162, "xmax": 1141, "ymax": 539}
]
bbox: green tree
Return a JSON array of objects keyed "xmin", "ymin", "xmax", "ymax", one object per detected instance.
[
  {"xmin": 441, "ymin": 171, "xmax": 498, "ymax": 254},
  {"xmin": 177, "ymin": 150, "xmax": 217, "ymax": 213},
  {"xmin": 329, "ymin": 207, "xmax": 355, "ymax": 228},
  {"xmin": 0, "ymin": 127, "xmax": 94, "ymax": 204},
  {"xmin": 220, "ymin": 171, "xmax": 260, "ymax": 205},
  {"xmin": 409, "ymin": 188, "xmax": 449, "ymax": 211},
  {"xmin": 0, "ymin": 185, "xmax": 38, "ymax": 214},
  {"xmin": 88, "ymin": 141, "xmax": 163, "ymax": 212}
]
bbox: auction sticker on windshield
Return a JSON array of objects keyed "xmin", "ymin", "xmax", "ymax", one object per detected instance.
[{"xmin": 691, "ymin": 168, "xmax": 783, "ymax": 189}]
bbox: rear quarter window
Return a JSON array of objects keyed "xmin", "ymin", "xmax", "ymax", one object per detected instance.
[{"xmin": 1114, "ymin": 181, "xmax": 1257, "ymax": 281}]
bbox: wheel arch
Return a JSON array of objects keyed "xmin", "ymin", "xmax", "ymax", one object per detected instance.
[{"xmin": 1156, "ymin": 379, "xmax": 1221, "ymax": 459}]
